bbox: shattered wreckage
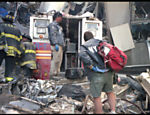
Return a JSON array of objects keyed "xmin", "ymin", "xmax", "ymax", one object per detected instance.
[{"xmin": 0, "ymin": 2, "xmax": 150, "ymax": 114}]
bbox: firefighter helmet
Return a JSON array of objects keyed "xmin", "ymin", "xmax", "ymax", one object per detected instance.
[
  {"xmin": 2, "ymin": 15, "xmax": 15, "ymax": 23},
  {"xmin": 22, "ymin": 34, "xmax": 32, "ymax": 42}
]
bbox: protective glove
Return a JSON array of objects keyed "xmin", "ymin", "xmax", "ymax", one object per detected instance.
[
  {"xmin": 89, "ymin": 65, "xmax": 109, "ymax": 73},
  {"xmin": 95, "ymin": 66, "xmax": 109, "ymax": 73},
  {"xmin": 55, "ymin": 44, "xmax": 59, "ymax": 51},
  {"xmin": 90, "ymin": 66, "xmax": 97, "ymax": 72}
]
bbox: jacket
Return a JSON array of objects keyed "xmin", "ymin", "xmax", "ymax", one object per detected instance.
[
  {"xmin": 79, "ymin": 38, "xmax": 108, "ymax": 77},
  {"xmin": 0, "ymin": 22, "xmax": 22, "ymax": 57},
  {"xmin": 20, "ymin": 42, "xmax": 37, "ymax": 69},
  {"xmin": 48, "ymin": 21, "xmax": 65, "ymax": 47}
]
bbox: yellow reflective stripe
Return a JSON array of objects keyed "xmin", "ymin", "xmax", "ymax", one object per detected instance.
[
  {"xmin": 1, "ymin": 32, "xmax": 22, "ymax": 41},
  {"xmin": 5, "ymin": 77, "xmax": 14, "ymax": 82},
  {"xmin": 21, "ymin": 60, "xmax": 36, "ymax": 66},
  {"xmin": 7, "ymin": 53, "xmax": 15, "ymax": 57},
  {"xmin": 25, "ymin": 50, "xmax": 36, "ymax": 54},
  {"xmin": 7, "ymin": 46, "xmax": 21, "ymax": 55},
  {"xmin": 20, "ymin": 35, "xmax": 22, "ymax": 40},
  {"xmin": 7, "ymin": 24, "xmax": 14, "ymax": 28}
]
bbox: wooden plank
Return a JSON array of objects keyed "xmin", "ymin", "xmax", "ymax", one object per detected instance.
[
  {"xmin": 20, "ymin": 97, "xmax": 45, "ymax": 106},
  {"xmin": 140, "ymin": 81, "xmax": 150, "ymax": 97},
  {"xmin": 139, "ymin": 73, "xmax": 150, "ymax": 97},
  {"xmin": 81, "ymin": 95, "xmax": 89, "ymax": 113},
  {"xmin": 116, "ymin": 85, "xmax": 130, "ymax": 98}
]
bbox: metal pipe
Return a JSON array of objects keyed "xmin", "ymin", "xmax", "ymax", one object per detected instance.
[{"xmin": 78, "ymin": 20, "xmax": 81, "ymax": 67}]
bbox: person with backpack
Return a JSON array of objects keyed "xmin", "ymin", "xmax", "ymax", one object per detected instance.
[{"xmin": 79, "ymin": 31, "xmax": 116, "ymax": 114}]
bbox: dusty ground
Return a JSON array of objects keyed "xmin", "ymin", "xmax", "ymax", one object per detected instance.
[{"xmin": 0, "ymin": 94, "xmax": 20, "ymax": 114}]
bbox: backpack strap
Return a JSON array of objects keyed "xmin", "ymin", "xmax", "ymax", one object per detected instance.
[
  {"xmin": 97, "ymin": 41, "xmax": 110, "ymax": 69},
  {"xmin": 81, "ymin": 45, "xmax": 105, "ymax": 67}
]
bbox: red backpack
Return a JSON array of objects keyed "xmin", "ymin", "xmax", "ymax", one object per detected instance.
[{"xmin": 97, "ymin": 41, "xmax": 127, "ymax": 72}]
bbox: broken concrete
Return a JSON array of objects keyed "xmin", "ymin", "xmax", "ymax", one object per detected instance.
[{"xmin": 9, "ymin": 99, "xmax": 41, "ymax": 112}]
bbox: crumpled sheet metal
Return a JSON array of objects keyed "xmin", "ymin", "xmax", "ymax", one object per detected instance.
[
  {"xmin": 37, "ymin": 79, "xmax": 62, "ymax": 94},
  {"xmin": 48, "ymin": 95, "xmax": 83, "ymax": 114},
  {"xmin": 19, "ymin": 79, "xmax": 62, "ymax": 104}
]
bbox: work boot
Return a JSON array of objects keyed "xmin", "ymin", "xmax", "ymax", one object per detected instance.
[
  {"xmin": 5, "ymin": 77, "xmax": 18, "ymax": 84},
  {"xmin": 5, "ymin": 77, "xmax": 13, "ymax": 83}
]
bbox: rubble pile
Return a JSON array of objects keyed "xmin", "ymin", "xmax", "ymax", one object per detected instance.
[
  {"xmin": 0, "ymin": 62, "xmax": 149, "ymax": 114},
  {"xmin": 13, "ymin": 78, "xmax": 63, "ymax": 104},
  {"xmin": 0, "ymin": 73, "xmax": 149, "ymax": 114},
  {"xmin": 40, "ymin": 96, "xmax": 83, "ymax": 114},
  {"xmin": 0, "ymin": 75, "xmax": 93, "ymax": 114}
]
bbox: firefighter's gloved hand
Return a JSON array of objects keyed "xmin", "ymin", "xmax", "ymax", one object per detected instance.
[{"xmin": 55, "ymin": 44, "xmax": 59, "ymax": 51}]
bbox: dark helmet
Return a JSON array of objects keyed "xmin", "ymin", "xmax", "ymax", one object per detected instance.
[
  {"xmin": 22, "ymin": 34, "xmax": 32, "ymax": 42},
  {"xmin": 2, "ymin": 15, "xmax": 14, "ymax": 23},
  {"xmin": 53, "ymin": 11, "xmax": 63, "ymax": 20}
]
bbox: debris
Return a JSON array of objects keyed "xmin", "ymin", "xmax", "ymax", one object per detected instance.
[
  {"xmin": 81, "ymin": 95, "xmax": 89, "ymax": 113},
  {"xmin": 47, "ymin": 95, "xmax": 82, "ymax": 114},
  {"xmin": 7, "ymin": 103, "xmax": 36, "ymax": 114},
  {"xmin": 20, "ymin": 96, "xmax": 45, "ymax": 106},
  {"xmin": 137, "ymin": 72, "xmax": 150, "ymax": 97},
  {"xmin": 65, "ymin": 68, "xmax": 85, "ymax": 79},
  {"xmin": 57, "ymin": 84, "xmax": 86, "ymax": 101},
  {"xmin": 9, "ymin": 99, "xmax": 40, "ymax": 113},
  {"xmin": 1, "ymin": 72, "xmax": 148, "ymax": 114},
  {"xmin": 1, "ymin": 106, "xmax": 20, "ymax": 114}
]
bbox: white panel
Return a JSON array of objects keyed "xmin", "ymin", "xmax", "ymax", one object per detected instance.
[
  {"xmin": 81, "ymin": 18, "xmax": 102, "ymax": 44},
  {"xmin": 110, "ymin": 23, "xmax": 135, "ymax": 51}
]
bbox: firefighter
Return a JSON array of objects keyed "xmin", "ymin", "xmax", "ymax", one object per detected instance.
[
  {"xmin": 19, "ymin": 34, "xmax": 37, "ymax": 78},
  {"xmin": 48, "ymin": 11, "xmax": 65, "ymax": 76},
  {"xmin": 0, "ymin": 14, "xmax": 22, "ymax": 83}
]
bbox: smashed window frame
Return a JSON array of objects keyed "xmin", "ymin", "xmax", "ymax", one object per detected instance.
[{"xmin": 130, "ymin": 2, "xmax": 150, "ymax": 41}]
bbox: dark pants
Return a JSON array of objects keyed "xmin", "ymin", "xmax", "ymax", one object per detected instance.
[
  {"xmin": 0, "ymin": 50, "xmax": 16, "ymax": 77},
  {"xmin": 22, "ymin": 66, "xmax": 32, "ymax": 78}
]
